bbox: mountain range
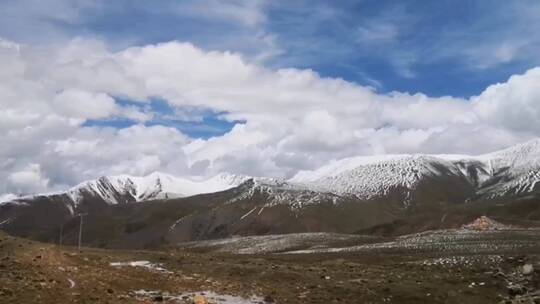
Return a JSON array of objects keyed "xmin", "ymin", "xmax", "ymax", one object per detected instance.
[{"xmin": 2, "ymin": 139, "xmax": 540, "ymax": 249}]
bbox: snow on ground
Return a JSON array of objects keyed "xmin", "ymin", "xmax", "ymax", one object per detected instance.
[
  {"xmin": 132, "ymin": 290, "xmax": 265, "ymax": 304},
  {"xmin": 0, "ymin": 219, "xmax": 12, "ymax": 226},
  {"xmin": 0, "ymin": 193, "xmax": 18, "ymax": 204},
  {"xmin": 109, "ymin": 261, "xmax": 171, "ymax": 274},
  {"xmin": 420, "ymin": 255, "xmax": 503, "ymax": 267},
  {"xmin": 178, "ymin": 233, "xmax": 379, "ymax": 254},
  {"xmin": 283, "ymin": 228, "xmax": 540, "ymax": 255}
]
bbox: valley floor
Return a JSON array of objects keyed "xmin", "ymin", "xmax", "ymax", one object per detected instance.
[{"xmin": 1, "ymin": 230, "xmax": 539, "ymax": 304}]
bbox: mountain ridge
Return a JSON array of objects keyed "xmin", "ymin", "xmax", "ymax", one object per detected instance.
[
  {"xmin": 2, "ymin": 139, "xmax": 540, "ymax": 248},
  {"xmin": 3, "ymin": 138, "xmax": 540, "ymax": 209}
]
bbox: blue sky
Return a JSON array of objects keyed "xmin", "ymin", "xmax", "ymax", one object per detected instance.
[
  {"xmin": 2, "ymin": 3, "xmax": 538, "ymax": 92},
  {"xmin": 2, "ymin": 0, "xmax": 534, "ymax": 97},
  {"xmin": 83, "ymin": 99, "xmax": 242, "ymax": 138}
]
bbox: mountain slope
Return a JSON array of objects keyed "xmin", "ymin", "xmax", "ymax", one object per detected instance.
[
  {"xmin": 5, "ymin": 138, "xmax": 540, "ymax": 210},
  {"xmin": 290, "ymin": 138, "xmax": 540, "ymax": 203},
  {"xmin": 2, "ymin": 139, "xmax": 540, "ymax": 247},
  {"xmin": 2, "ymin": 172, "xmax": 250, "ymax": 213},
  {"xmin": 475, "ymin": 139, "xmax": 540, "ymax": 197},
  {"xmin": 66, "ymin": 172, "xmax": 249, "ymax": 204},
  {"xmin": 290, "ymin": 155, "xmax": 476, "ymax": 207}
]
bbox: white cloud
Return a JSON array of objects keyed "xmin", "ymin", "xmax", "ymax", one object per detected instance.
[
  {"xmin": 7, "ymin": 164, "xmax": 50, "ymax": 194},
  {"xmin": 473, "ymin": 67, "xmax": 540, "ymax": 132},
  {"xmin": 0, "ymin": 38, "xmax": 539, "ymax": 195},
  {"xmin": 53, "ymin": 89, "xmax": 117, "ymax": 120}
]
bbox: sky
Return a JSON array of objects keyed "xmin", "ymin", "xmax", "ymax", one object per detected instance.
[{"xmin": 1, "ymin": 0, "xmax": 540, "ymax": 196}]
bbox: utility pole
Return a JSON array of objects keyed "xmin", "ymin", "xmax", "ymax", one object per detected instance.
[
  {"xmin": 59, "ymin": 223, "xmax": 63, "ymax": 246},
  {"xmin": 77, "ymin": 213, "xmax": 87, "ymax": 252}
]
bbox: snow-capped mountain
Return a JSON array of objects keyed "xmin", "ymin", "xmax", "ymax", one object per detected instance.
[
  {"xmin": 4, "ymin": 139, "xmax": 540, "ymax": 210},
  {"xmin": 290, "ymin": 155, "xmax": 468, "ymax": 200},
  {"xmin": 3, "ymin": 139, "xmax": 540, "ymax": 248},
  {"xmin": 475, "ymin": 139, "xmax": 540, "ymax": 197},
  {"xmin": 64, "ymin": 172, "xmax": 250, "ymax": 205},
  {"xmin": 224, "ymin": 178, "xmax": 343, "ymax": 210},
  {"xmin": 290, "ymin": 138, "xmax": 540, "ymax": 202},
  {"xmin": 3, "ymin": 172, "xmax": 250, "ymax": 213}
]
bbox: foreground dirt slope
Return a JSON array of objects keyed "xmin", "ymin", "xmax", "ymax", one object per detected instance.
[{"xmin": 1, "ymin": 231, "xmax": 539, "ymax": 303}]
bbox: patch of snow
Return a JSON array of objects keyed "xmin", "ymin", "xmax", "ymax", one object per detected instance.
[
  {"xmin": 169, "ymin": 215, "xmax": 188, "ymax": 231},
  {"xmin": 0, "ymin": 193, "xmax": 18, "ymax": 204},
  {"xmin": 421, "ymin": 255, "xmax": 503, "ymax": 267},
  {"xmin": 240, "ymin": 207, "xmax": 257, "ymax": 220},
  {"xmin": 131, "ymin": 290, "xmax": 265, "ymax": 304},
  {"xmin": 284, "ymin": 228, "xmax": 540, "ymax": 254},
  {"xmin": 226, "ymin": 178, "xmax": 343, "ymax": 209},
  {"xmin": 0, "ymin": 218, "xmax": 12, "ymax": 226},
  {"xmin": 110, "ymin": 261, "xmax": 171, "ymax": 274},
  {"xmin": 178, "ymin": 233, "xmax": 375, "ymax": 254}
]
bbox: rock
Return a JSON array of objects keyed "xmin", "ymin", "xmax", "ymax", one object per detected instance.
[
  {"xmin": 523, "ymin": 264, "xmax": 534, "ymax": 275},
  {"xmin": 508, "ymin": 284, "xmax": 526, "ymax": 297},
  {"xmin": 0, "ymin": 287, "xmax": 13, "ymax": 296},
  {"xmin": 263, "ymin": 295, "xmax": 275, "ymax": 303},
  {"xmin": 107, "ymin": 288, "xmax": 114, "ymax": 294},
  {"xmin": 193, "ymin": 295, "xmax": 208, "ymax": 304}
]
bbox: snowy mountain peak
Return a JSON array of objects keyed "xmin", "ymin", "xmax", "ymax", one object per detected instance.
[
  {"xmin": 476, "ymin": 139, "xmax": 540, "ymax": 197},
  {"xmin": 289, "ymin": 138, "xmax": 540, "ymax": 201},
  {"xmin": 226, "ymin": 176, "xmax": 343, "ymax": 209},
  {"xmin": 290, "ymin": 154, "xmax": 465, "ymax": 201},
  {"xmin": 59, "ymin": 172, "xmax": 252, "ymax": 208},
  {"xmin": 482, "ymin": 138, "xmax": 540, "ymax": 169},
  {"xmin": 4, "ymin": 139, "xmax": 540, "ymax": 210}
]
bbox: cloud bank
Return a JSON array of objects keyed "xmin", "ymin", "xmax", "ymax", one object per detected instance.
[{"xmin": 0, "ymin": 38, "xmax": 538, "ymax": 195}]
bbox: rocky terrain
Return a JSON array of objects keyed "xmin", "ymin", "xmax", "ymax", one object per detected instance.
[{"xmin": 1, "ymin": 225, "xmax": 540, "ymax": 304}]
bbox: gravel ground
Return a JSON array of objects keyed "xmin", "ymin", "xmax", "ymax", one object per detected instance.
[{"xmin": 1, "ymin": 230, "xmax": 539, "ymax": 303}]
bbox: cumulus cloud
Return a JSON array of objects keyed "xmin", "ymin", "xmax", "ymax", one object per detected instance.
[
  {"xmin": 53, "ymin": 89, "xmax": 117, "ymax": 120},
  {"xmin": 0, "ymin": 38, "xmax": 539, "ymax": 195},
  {"xmin": 7, "ymin": 164, "xmax": 50, "ymax": 194},
  {"xmin": 473, "ymin": 68, "xmax": 540, "ymax": 133}
]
